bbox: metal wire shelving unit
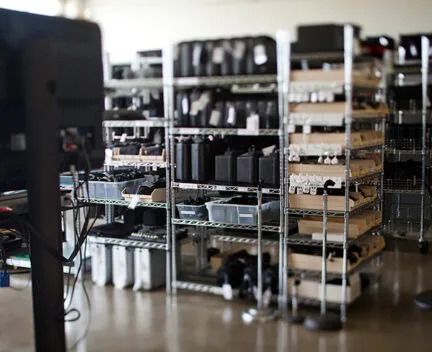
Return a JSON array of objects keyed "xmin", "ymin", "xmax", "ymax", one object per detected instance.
[
  {"xmin": 383, "ymin": 37, "xmax": 430, "ymax": 251},
  {"xmin": 93, "ymin": 54, "xmax": 175, "ymax": 293},
  {"xmin": 95, "ymin": 28, "xmax": 389, "ymax": 323},
  {"xmin": 163, "ymin": 33, "xmax": 290, "ymax": 315},
  {"xmin": 283, "ymin": 25, "xmax": 386, "ymax": 323}
]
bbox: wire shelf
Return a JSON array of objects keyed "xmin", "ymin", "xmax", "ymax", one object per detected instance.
[
  {"xmin": 210, "ymin": 233, "xmax": 279, "ymax": 246},
  {"xmin": 103, "ymin": 119, "xmax": 167, "ymax": 128},
  {"xmin": 170, "ymin": 128, "xmax": 279, "ymax": 136},
  {"xmin": 385, "ymin": 139, "xmax": 425, "ymax": 155},
  {"xmin": 289, "ymin": 198, "xmax": 380, "ymax": 217},
  {"xmin": 290, "ymin": 247, "xmax": 384, "ymax": 279},
  {"xmin": 104, "ymin": 161, "xmax": 167, "ymax": 168},
  {"xmin": 173, "ymin": 280, "xmax": 224, "ymax": 295},
  {"xmin": 351, "ymin": 143, "xmax": 385, "ymax": 152},
  {"xmin": 105, "ymin": 78, "xmax": 163, "ymax": 90},
  {"xmin": 349, "ymin": 171, "xmax": 383, "ymax": 185},
  {"xmin": 174, "ymin": 75, "xmax": 277, "ymax": 87},
  {"xmin": 383, "ymin": 179, "xmax": 423, "ymax": 194},
  {"xmin": 79, "ymin": 198, "xmax": 167, "ymax": 208},
  {"xmin": 287, "ymin": 225, "xmax": 382, "ymax": 248},
  {"xmin": 172, "ymin": 218, "xmax": 280, "ymax": 232},
  {"xmin": 87, "ymin": 235, "xmax": 168, "ymax": 250},
  {"xmin": 171, "ymin": 182, "xmax": 280, "ymax": 195}
]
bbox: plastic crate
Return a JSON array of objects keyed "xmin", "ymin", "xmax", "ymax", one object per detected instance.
[
  {"xmin": 205, "ymin": 197, "xmax": 279, "ymax": 225},
  {"xmin": 89, "ymin": 178, "xmax": 147, "ymax": 200},
  {"xmin": 176, "ymin": 203, "xmax": 208, "ymax": 220}
]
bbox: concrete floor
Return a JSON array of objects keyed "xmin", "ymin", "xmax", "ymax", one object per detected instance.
[{"xmin": 1, "ymin": 249, "xmax": 432, "ymax": 352}]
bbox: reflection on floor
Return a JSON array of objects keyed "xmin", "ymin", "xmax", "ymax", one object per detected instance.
[{"xmin": 1, "ymin": 249, "xmax": 432, "ymax": 352}]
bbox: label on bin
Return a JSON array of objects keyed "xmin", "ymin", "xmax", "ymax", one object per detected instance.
[
  {"xmin": 238, "ymin": 214, "xmax": 253, "ymax": 218},
  {"xmin": 120, "ymin": 133, "xmax": 127, "ymax": 143},
  {"xmin": 180, "ymin": 210, "xmax": 196, "ymax": 215},
  {"xmin": 128, "ymin": 195, "xmax": 140, "ymax": 210}
]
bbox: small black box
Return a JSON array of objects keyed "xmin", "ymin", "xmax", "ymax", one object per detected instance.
[
  {"xmin": 259, "ymin": 152, "xmax": 280, "ymax": 187},
  {"xmin": 296, "ymin": 24, "xmax": 361, "ymax": 53},
  {"xmin": 236, "ymin": 148, "xmax": 262, "ymax": 186},
  {"xmin": 215, "ymin": 149, "xmax": 241, "ymax": 185},
  {"xmin": 175, "ymin": 138, "xmax": 191, "ymax": 182}
]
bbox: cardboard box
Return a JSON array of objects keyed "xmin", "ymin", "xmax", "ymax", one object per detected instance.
[
  {"xmin": 122, "ymin": 188, "xmax": 166, "ymax": 203},
  {"xmin": 290, "ymin": 130, "xmax": 384, "ymax": 150},
  {"xmin": 112, "ymin": 147, "xmax": 166, "ymax": 163},
  {"xmin": 292, "ymin": 68, "xmax": 381, "ymax": 88},
  {"xmin": 288, "ymin": 273, "xmax": 362, "ymax": 304},
  {"xmin": 291, "ymin": 102, "xmax": 388, "ymax": 119},
  {"xmin": 289, "ymin": 236, "xmax": 385, "ymax": 274}
]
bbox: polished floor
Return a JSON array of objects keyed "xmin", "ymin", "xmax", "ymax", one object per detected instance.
[{"xmin": 1, "ymin": 248, "xmax": 432, "ymax": 352}]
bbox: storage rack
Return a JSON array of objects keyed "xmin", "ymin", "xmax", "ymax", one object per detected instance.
[
  {"xmin": 284, "ymin": 25, "xmax": 386, "ymax": 323},
  {"xmin": 383, "ymin": 37, "xmax": 430, "ymax": 249},
  {"xmin": 162, "ymin": 37, "xmax": 288, "ymax": 309},
  {"xmin": 88, "ymin": 27, "xmax": 387, "ymax": 324},
  {"xmin": 85, "ymin": 55, "xmax": 174, "ymax": 293}
]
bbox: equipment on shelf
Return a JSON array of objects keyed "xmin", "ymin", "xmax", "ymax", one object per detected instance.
[
  {"xmin": 130, "ymin": 226, "xmax": 187, "ymax": 243},
  {"xmin": 236, "ymin": 147, "xmax": 262, "ymax": 185},
  {"xmin": 90, "ymin": 222, "xmax": 135, "ymax": 238},
  {"xmin": 175, "ymin": 36, "xmax": 277, "ymax": 78},
  {"xmin": 259, "ymin": 150, "xmax": 280, "ymax": 187},
  {"xmin": 294, "ymin": 24, "xmax": 361, "ymax": 54},
  {"xmin": 214, "ymin": 149, "xmax": 242, "ymax": 185}
]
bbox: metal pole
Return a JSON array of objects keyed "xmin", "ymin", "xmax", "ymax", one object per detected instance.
[
  {"xmin": 24, "ymin": 39, "xmax": 66, "ymax": 352},
  {"xmin": 163, "ymin": 44, "xmax": 176, "ymax": 294},
  {"xmin": 321, "ymin": 188, "xmax": 329, "ymax": 315},
  {"xmin": 419, "ymin": 36, "xmax": 429, "ymax": 244},
  {"xmin": 257, "ymin": 184, "xmax": 264, "ymax": 311},
  {"xmin": 276, "ymin": 30, "xmax": 290, "ymax": 312},
  {"xmin": 276, "ymin": 29, "xmax": 291, "ymax": 314},
  {"xmin": 341, "ymin": 24, "xmax": 354, "ymax": 324}
]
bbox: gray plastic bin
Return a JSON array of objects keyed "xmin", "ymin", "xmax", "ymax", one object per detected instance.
[{"xmin": 205, "ymin": 197, "xmax": 279, "ymax": 225}]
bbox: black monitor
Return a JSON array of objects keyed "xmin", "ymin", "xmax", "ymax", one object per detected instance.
[
  {"xmin": 0, "ymin": 9, "xmax": 104, "ymax": 351},
  {"xmin": 0, "ymin": 8, "xmax": 104, "ymax": 192}
]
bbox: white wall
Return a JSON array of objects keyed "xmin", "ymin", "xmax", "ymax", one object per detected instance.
[{"xmin": 92, "ymin": 0, "xmax": 432, "ymax": 62}]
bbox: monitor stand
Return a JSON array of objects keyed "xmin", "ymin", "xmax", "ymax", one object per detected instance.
[{"xmin": 24, "ymin": 39, "xmax": 66, "ymax": 351}]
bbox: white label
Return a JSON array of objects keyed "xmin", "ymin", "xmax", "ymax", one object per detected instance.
[
  {"xmin": 223, "ymin": 283, "xmax": 233, "ymax": 301},
  {"xmin": 303, "ymin": 185, "xmax": 310, "ymax": 194},
  {"xmin": 128, "ymin": 194, "xmax": 140, "ymax": 210},
  {"xmin": 254, "ymin": 44, "xmax": 267, "ymax": 65},
  {"xmin": 289, "ymin": 185, "xmax": 296, "ymax": 194},
  {"xmin": 192, "ymin": 45, "xmax": 202, "ymax": 67},
  {"xmin": 233, "ymin": 41, "xmax": 246, "ymax": 59},
  {"xmin": 104, "ymin": 148, "xmax": 113, "ymax": 164},
  {"xmin": 142, "ymin": 91, "xmax": 151, "ymax": 105},
  {"xmin": 182, "ymin": 97, "xmax": 189, "ymax": 114},
  {"xmin": 303, "ymin": 125, "xmax": 311, "ymax": 134},
  {"xmin": 246, "ymin": 114, "xmax": 260, "ymax": 133},
  {"xmin": 120, "ymin": 133, "xmax": 127, "ymax": 143},
  {"xmin": 180, "ymin": 210, "xmax": 196, "ymax": 215},
  {"xmin": 209, "ymin": 110, "xmax": 222, "ymax": 126},
  {"xmin": 310, "ymin": 186, "xmax": 317, "ymax": 195},
  {"xmin": 227, "ymin": 106, "xmax": 236, "ymax": 125},
  {"xmin": 213, "ymin": 47, "xmax": 225, "ymax": 64},
  {"xmin": 288, "ymin": 124, "xmax": 295, "ymax": 133},
  {"xmin": 296, "ymin": 187, "xmax": 303, "ymax": 195},
  {"xmin": 189, "ymin": 101, "xmax": 201, "ymax": 116},
  {"xmin": 238, "ymin": 213, "xmax": 253, "ymax": 218}
]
